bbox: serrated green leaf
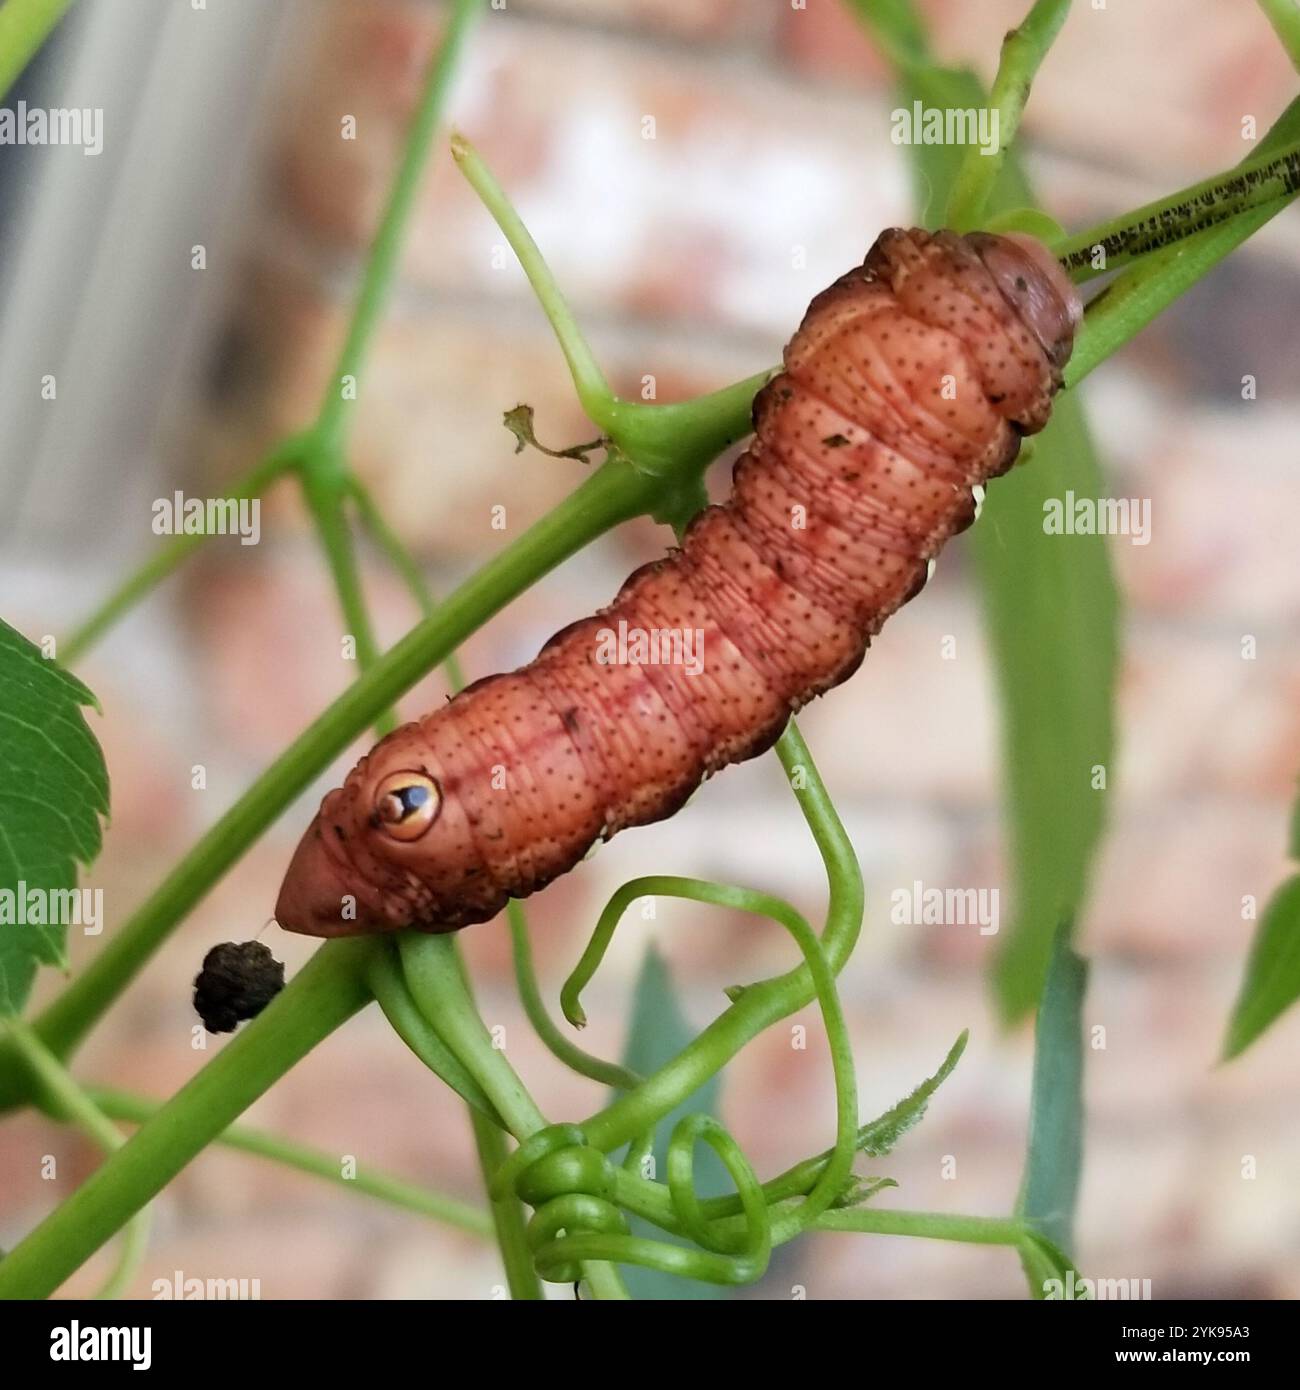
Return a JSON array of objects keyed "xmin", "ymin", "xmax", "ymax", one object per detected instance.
[
  {"xmin": 857, "ymin": 1028, "xmax": 968, "ymax": 1156},
  {"xmin": 0, "ymin": 618, "xmax": 109, "ymax": 1015},
  {"xmin": 1017, "ymin": 921, "xmax": 1087, "ymax": 1256},
  {"xmin": 1222, "ymin": 873, "xmax": 1300, "ymax": 1061},
  {"xmin": 616, "ymin": 942, "xmax": 727, "ymax": 1300}
]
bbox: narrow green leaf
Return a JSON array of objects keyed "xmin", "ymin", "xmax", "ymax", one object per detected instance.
[
  {"xmin": 1016, "ymin": 922, "xmax": 1087, "ymax": 1257},
  {"xmin": 0, "ymin": 619, "xmax": 110, "ymax": 1015},
  {"xmin": 1222, "ymin": 873, "xmax": 1300, "ymax": 1061},
  {"xmin": 616, "ymin": 943, "xmax": 727, "ymax": 1300},
  {"xmin": 976, "ymin": 395, "xmax": 1117, "ymax": 1021},
  {"xmin": 880, "ymin": 44, "xmax": 1118, "ymax": 1025}
]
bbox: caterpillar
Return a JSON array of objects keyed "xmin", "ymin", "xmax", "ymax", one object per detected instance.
[{"xmin": 275, "ymin": 228, "xmax": 1081, "ymax": 938}]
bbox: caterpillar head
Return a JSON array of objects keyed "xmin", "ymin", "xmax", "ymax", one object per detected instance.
[
  {"xmin": 276, "ymin": 740, "xmax": 474, "ymax": 936},
  {"xmin": 967, "ymin": 231, "xmax": 1082, "ymax": 372}
]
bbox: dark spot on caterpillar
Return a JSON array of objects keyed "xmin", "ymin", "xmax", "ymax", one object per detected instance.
[
  {"xmin": 193, "ymin": 941, "xmax": 284, "ymax": 1034},
  {"xmin": 822, "ymin": 433, "xmax": 851, "ymax": 448}
]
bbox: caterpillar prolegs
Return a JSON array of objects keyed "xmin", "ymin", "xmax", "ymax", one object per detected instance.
[{"xmin": 275, "ymin": 228, "xmax": 1082, "ymax": 937}]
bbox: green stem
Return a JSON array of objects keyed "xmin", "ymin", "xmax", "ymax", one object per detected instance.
[
  {"xmin": 0, "ymin": 938, "xmax": 376, "ymax": 1299},
  {"xmin": 947, "ymin": 0, "xmax": 1072, "ymax": 231},
  {"xmin": 5, "ymin": 1019, "xmax": 152, "ymax": 1299},
  {"xmin": 61, "ymin": 445, "xmax": 299, "ymax": 664},
  {"xmin": 469, "ymin": 1109, "xmax": 544, "ymax": 1299},
  {"xmin": 314, "ymin": 0, "xmax": 479, "ymax": 450},
  {"xmin": 814, "ymin": 1208, "xmax": 1027, "ymax": 1246},
  {"xmin": 367, "ymin": 945, "xmax": 500, "ymax": 1119},
  {"xmin": 0, "ymin": 0, "xmax": 71, "ymax": 101},
  {"xmin": 1066, "ymin": 99, "xmax": 1300, "ymax": 387},
  {"xmin": 398, "ymin": 932, "xmax": 630, "ymax": 1299},
  {"xmin": 1052, "ymin": 138, "xmax": 1300, "ymax": 281},
  {"xmin": 451, "ymin": 132, "xmax": 613, "ymax": 422},
  {"xmin": 399, "ymin": 933, "xmax": 546, "ymax": 1137},
  {"xmin": 1258, "ymin": 0, "xmax": 1300, "ymax": 71},
  {"xmin": 80, "ymin": 1085, "xmax": 491, "ymax": 1236},
  {"xmin": 301, "ymin": 463, "xmax": 394, "ymax": 735}
]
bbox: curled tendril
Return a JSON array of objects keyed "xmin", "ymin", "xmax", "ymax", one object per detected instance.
[
  {"xmin": 494, "ymin": 1118, "xmax": 771, "ymax": 1285},
  {"xmin": 549, "ymin": 871, "xmax": 859, "ymax": 1268}
]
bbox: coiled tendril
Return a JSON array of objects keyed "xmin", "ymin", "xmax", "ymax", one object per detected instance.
[{"xmin": 492, "ymin": 1117, "xmax": 772, "ymax": 1285}]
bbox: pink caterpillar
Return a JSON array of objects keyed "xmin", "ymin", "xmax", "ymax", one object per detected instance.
[{"xmin": 276, "ymin": 228, "xmax": 1081, "ymax": 937}]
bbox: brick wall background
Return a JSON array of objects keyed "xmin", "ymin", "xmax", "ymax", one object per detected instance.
[{"xmin": 4, "ymin": 0, "xmax": 1300, "ymax": 1300}]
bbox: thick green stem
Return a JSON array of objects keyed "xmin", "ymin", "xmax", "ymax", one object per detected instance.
[{"xmin": 0, "ymin": 938, "xmax": 376, "ymax": 1299}]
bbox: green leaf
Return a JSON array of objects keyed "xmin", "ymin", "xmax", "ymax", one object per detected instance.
[
  {"xmin": 883, "ymin": 48, "xmax": 1118, "ymax": 1025},
  {"xmin": 857, "ymin": 1028, "xmax": 968, "ymax": 1156},
  {"xmin": 1221, "ymin": 873, "xmax": 1300, "ymax": 1061},
  {"xmin": 0, "ymin": 619, "xmax": 109, "ymax": 1015},
  {"xmin": 977, "ymin": 394, "xmax": 1117, "ymax": 1021},
  {"xmin": 1016, "ymin": 922, "xmax": 1087, "ymax": 1257},
  {"xmin": 616, "ymin": 943, "xmax": 728, "ymax": 1300}
]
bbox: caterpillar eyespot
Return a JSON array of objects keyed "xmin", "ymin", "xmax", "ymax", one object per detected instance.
[
  {"xmin": 275, "ymin": 227, "xmax": 1081, "ymax": 938},
  {"xmin": 373, "ymin": 771, "xmax": 442, "ymax": 841}
]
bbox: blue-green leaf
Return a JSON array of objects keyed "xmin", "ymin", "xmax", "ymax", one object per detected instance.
[{"xmin": 1017, "ymin": 921, "xmax": 1087, "ymax": 1257}]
